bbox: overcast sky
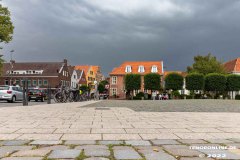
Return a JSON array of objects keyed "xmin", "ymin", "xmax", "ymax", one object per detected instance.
[{"xmin": 1, "ymin": 0, "xmax": 240, "ymax": 75}]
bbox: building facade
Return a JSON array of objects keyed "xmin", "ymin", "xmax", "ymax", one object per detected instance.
[
  {"xmin": 109, "ymin": 61, "xmax": 164, "ymax": 99},
  {"xmin": 75, "ymin": 65, "xmax": 103, "ymax": 90},
  {"xmin": 0, "ymin": 59, "xmax": 70, "ymax": 88}
]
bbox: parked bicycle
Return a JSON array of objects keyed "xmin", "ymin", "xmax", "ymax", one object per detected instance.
[{"xmin": 54, "ymin": 85, "xmax": 88, "ymax": 103}]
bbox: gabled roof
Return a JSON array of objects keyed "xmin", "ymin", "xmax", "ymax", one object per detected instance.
[
  {"xmin": 1, "ymin": 61, "xmax": 64, "ymax": 76},
  {"xmin": 110, "ymin": 61, "xmax": 163, "ymax": 75},
  {"xmin": 224, "ymin": 58, "xmax": 240, "ymax": 73},
  {"xmin": 92, "ymin": 66, "xmax": 100, "ymax": 74},
  {"xmin": 75, "ymin": 65, "xmax": 91, "ymax": 74}
]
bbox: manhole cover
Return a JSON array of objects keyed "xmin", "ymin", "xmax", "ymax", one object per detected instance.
[{"xmin": 95, "ymin": 107, "xmax": 110, "ymax": 110}]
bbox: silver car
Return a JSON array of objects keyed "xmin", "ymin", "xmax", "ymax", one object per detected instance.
[{"xmin": 0, "ymin": 85, "xmax": 23, "ymax": 103}]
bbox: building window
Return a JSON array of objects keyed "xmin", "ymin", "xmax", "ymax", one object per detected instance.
[
  {"xmin": 125, "ymin": 65, "xmax": 132, "ymax": 73},
  {"xmin": 38, "ymin": 80, "xmax": 42, "ymax": 86},
  {"xmin": 33, "ymin": 80, "xmax": 37, "ymax": 86},
  {"xmin": 74, "ymin": 75, "xmax": 76, "ymax": 79},
  {"xmin": 138, "ymin": 65, "xmax": 145, "ymax": 73},
  {"xmin": 112, "ymin": 76, "xmax": 117, "ymax": 84},
  {"xmin": 151, "ymin": 65, "xmax": 158, "ymax": 73},
  {"xmin": 16, "ymin": 80, "xmax": 20, "ymax": 85},
  {"xmin": 90, "ymin": 71, "xmax": 93, "ymax": 75},
  {"xmin": 27, "ymin": 80, "xmax": 31, "ymax": 86},
  {"xmin": 5, "ymin": 80, "xmax": 9, "ymax": 85},
  {"xmin": 43, "ymin": 80, "xmax": 48, "ymax": 86},
  {"xmin": 111, "ymin": 88, "xmax": 117, "ymax": 96}
]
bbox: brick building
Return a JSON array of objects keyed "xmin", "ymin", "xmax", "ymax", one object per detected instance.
[
  {"xmin": 109, "ymin": 61, "xmax": 164, "ymax": 99},
  {"xmin": 0, "ymin": 59, "xmax": 70, "ymax": 88}
]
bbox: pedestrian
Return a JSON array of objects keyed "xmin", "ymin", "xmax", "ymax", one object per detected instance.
[
  {"xmin": 152, "ymin": 91, "xmax": 156, "ymax": 100},
  {"xmin": 159, "ymin": 94, "xmax": 162, "ymax": 100}
]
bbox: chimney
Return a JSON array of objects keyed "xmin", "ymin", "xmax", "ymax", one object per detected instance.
[
  {"xmin": 63, "ymin": 59, "xmax": 67, "ymax": 66},
  {"xmin": 10, "ymin": 60, "xmax": 15, "ymax": 64}
]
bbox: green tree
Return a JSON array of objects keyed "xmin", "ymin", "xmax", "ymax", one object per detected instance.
[
  {"xmin": 0, "ymin": 4, "xmax": 14, "ymax": 43},
  {"xmin": 226, "ymin": 74, "xmax": 240, "ymax": 99},
  {"xmin": 98, "ymin": 80, "xmax": 109, "ymax": 93},
  {"xmin": 165, "ymin": 73, "xmax": 183, "ymax": 91},
  {"xmin": 205, "ymin": 73, "xmax": 226, "ymax": 98},
  {"xmin": 185, "ymin": 73, "xmax": 204, "ymax": 98},
  {"xmin": 125, "ymin": 74, "xmax": 141, "ymax": 99},
  {"xmin": 187, "ymin": 53, "xmax": 226, "ymax": 75},
  {"xmin": 144, "ymin": 73, "xmax": 161, "ymax": 91},
  {"xmin": 0, "ymin": 4, "xmax": 14, "ymax": 73}
]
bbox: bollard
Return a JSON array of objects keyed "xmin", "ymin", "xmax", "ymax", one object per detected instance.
[
  {"xmin": 22, "ymin": 79, "xmax": 26, "ymax": 106},
  {"xmin": 25, "ymin": 80, "xmax": 28, "ymax": 106},
  {"xmin": 47, "ymin": 85, "xmax": 51, "ymax": 104}
]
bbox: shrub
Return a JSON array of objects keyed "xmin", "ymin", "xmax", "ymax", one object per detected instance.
[
  {"xmin": 136, "ymin": 92, "xmax": 144, "ymax": 98},
  {"xmin": 172, "ymin": 90, "xmax": 180, "ymax": 99},
  {"xmin": 186, "ymin": 73, "xmax": 205, "ymax": 91},
  {"xmin": 133, "ymin": 96, "xmax": 142, "ymax": 100},
  {"xmin": 236, "ymin": 95, "xmax": 240, "ymax": 100}
]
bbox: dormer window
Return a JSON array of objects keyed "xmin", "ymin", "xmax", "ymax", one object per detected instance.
[
  {"xmin": 151, "ymin": 65, "xmax": 158, "ymax": 73},
  {"xmin": 125, "ymin": 65, "xmax": 132, "ymax": 73},
  {"xmin": 138, "ymin": 65, "xmax": 145, "ymax": 73}
]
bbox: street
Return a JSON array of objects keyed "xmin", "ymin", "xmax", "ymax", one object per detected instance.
[{"xmin": 0, "ymin": 99, "xmax": 55, "ymax": 107}]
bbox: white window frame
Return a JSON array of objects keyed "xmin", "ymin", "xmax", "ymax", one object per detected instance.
[
  {"xmin": 151, "ymin": 65, "xmax": 158, "ymax": 73},
  {"xmin": 138, "ymin": 65, "xmax": 145, "ymax": 73},
  {"xmin": 125, "ymin": 65, "xmax": 132, "ymax": 73},
  {"xmin": 111, "ymin": 88, "xmax": 117, "ymax": 96},
  {"xmin": 112, "ymin": 76, "xmax": 117, "ymax": 84}
]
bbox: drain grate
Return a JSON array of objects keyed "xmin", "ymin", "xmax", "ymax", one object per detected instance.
[{"xmin": 95, "ymin": 107, "xmax": 110, "ymax": 110}]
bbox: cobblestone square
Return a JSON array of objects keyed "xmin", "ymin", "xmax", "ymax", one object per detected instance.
[{"xmin": 0, "ymin": 100, "xmax": 240, "ymax": 159}]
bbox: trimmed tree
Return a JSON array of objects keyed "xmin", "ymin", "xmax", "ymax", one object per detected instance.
[
  {"xmin": 185, "ymin": 73, "xmax": 204, "ymax": 98},
  {"xmin": 125, "ymin": 74, "xmax": 141, "ymax": 99},
  {"xmin": 165, "ymin": 73, "xmax": 184, "ymax": 90},
  {"xmin": 165, "ymin": 73, "xmax": 183, "ymax": 98},
  {"xmin": 144, "ymin": 73, "xmax": 161, "ymax": 92},
  {"xmin": 205, "ymin": 73, "xmax": 226, "ymax": 98},
  {"xmin": 226, "ymin": 74, "xmax": 240, "ymax": 99}
]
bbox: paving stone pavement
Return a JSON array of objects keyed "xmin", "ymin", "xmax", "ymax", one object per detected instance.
[
  {"xmin": 0, "ymin": 101, "xmax": 240, "ymax": 159},
  {"xmin": 0, "ymin": 140, "xmax": 239, "ymax": 159},
  {"xmin": 0, "ymin": 101, "xmax": 240, "ymax": 141}
]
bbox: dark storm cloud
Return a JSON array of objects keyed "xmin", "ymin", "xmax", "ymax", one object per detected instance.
[{"xmin": 1, "ymin": 0, "xmax": 240, "ymax": 75}]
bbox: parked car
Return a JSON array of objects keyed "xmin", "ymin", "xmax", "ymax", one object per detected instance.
[
  {"xmin": 0, "ymin": 85, "xmax": 23, "ymax": 103},
  {"xmin": 28, "ymin": 89, "xmax": 47, "ymax": 102},
  {"xmin": 99, "ymin": 93, "xmax": 109, "ymax": 99}
]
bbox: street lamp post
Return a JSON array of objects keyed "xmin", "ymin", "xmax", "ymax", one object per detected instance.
[
  {"xmin": 94, "ymin": 80, "xmax": 99, "ymax": 100},
  {"xmin": 9, "ymin": 50, "xmax": 14, "ymax": 85}
]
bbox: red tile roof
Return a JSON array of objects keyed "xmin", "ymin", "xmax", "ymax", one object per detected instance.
[
  {"xmin": 74, "ymin": 65, "xmax": 91, "ymax": 74},
  {"xmin": 224, "ymin": 58, "xmax": 240, "ymax": 73},
  {"xmin": 1, "ymin": 61, "xmax": 63, "ymax": 76},
  {"xmin": 109, "ymin": 61, "xmax": 163, "ymax": 75}
]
